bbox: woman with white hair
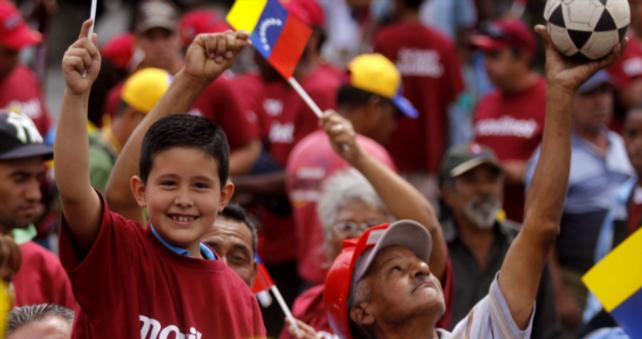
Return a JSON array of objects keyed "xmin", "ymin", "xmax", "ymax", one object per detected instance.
[{"xmin": 281, "ymin": 111, "xmax": 449, "ymax": 339}]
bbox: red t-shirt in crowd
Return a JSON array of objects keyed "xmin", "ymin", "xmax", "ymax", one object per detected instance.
[
  {"xmin": 279, "ymin": 261, "xmax": 454, "ymax": 339},
  {"xmin": 473, "ymin": 77, "xmax": 547, "ymax": 222},
  {"xmin": 59, "ymin": 199, "xmax": 265, "ymax": 338},
  {"xmin": 13, "ymin": 241, "xmax": 76, "ymax": 309},
  {"xmin": 191, "ymin": 73, "xmax": 260, "ymax": 151},
  {"xmin": 374, "ymin": 22, "xmax": 464, "ymax": 174},
  {"xmin": 608, "ymin": 34, "xmax": 642, "ymax": 90},
  {"xmin": 286, "ymin": 130, "xmax": 396, "ymax": 284},
  {"xmin": 0, "ymin": 65, "xmax": 52, "ymax": 135},
  {"xmin": 234, "ymin": 68, "xmax": 340, "ymax": 263}
]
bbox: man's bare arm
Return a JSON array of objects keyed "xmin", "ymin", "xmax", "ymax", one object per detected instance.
[
  {"xmin": 104, "ymin": 32, "xmax": 249, "ymax": 223},
  {"xmin": 55, "ymin": 20, "xmax": 102, "ymax": 252},
  {"xmin": 498, "ymin": 25, "xmax": 624, "ymax": 329},
  {"xmin": 320, "ymin": 111, "xmax": 447, "ymax": 278}
]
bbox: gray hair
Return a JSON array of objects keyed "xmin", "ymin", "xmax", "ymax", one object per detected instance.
[
  {"xmin": 317, "ymin": 169, "xmax": 387, "ymax": 241},
  {"xmin": 7, "ymin": 304, "xmax": 75, "ymax": 335}
]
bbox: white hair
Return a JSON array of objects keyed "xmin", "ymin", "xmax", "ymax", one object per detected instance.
[{"xmin": 317, "ymin": 169, "xmax": 387, "ymax": 241}]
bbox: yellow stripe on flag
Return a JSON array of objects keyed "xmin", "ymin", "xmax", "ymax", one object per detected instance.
[
  {"xmin": 226, "ymin": 0, "xmax": 269, "ymax": 33},
  {"xmin": 582, "ymin": 227, "xmax": 642, "ymax": 312}
]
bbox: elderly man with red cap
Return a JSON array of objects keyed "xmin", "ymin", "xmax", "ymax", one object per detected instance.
[
  {"xmin": 319, "ymin": 26, "xmax": 623, "ymax": 339},
  {"xmin": 0, "ymin": 2, "xmax": 52, "ymax": 136}
]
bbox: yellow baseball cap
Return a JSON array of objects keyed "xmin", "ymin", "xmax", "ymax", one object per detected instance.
[
  {"xmin": 347, "ymin": 53, "xmax": 418, "ymax": 118},
  {"xmin": 121, "ymin": 68, "xmax": 172, "ymax": 114}
]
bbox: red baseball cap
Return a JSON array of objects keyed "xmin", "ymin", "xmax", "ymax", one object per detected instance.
[
  {"xmin": 102, "ymin": 33, "xmax": 135, "ymax": 70},
  {"xmin": 0, "ymin": 2, "xmax": 42, "ymax": 50},
  {"xmin": 179, "ymin": 9, "xmax": 230, "ymax": 47},
  {"xmin": 283, "ymin": 0, "xmax": 325, "ymax": 28},
  {"xmin": 470, "ymin": 19, "xmax": 536, "ymax": 55},
  {"xmin": 324, "ymin": 220, "xmax": 433, "ymax": 339}
]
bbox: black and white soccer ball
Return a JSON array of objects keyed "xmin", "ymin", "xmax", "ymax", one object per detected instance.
[{"xmin": 544, "ymin": 0, "xmax": 630, "ymax": 60}]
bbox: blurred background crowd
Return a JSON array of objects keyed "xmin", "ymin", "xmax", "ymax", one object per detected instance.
[{"xmin": 2, "ymin": 0, "xmax": 641, "ymax": 338}]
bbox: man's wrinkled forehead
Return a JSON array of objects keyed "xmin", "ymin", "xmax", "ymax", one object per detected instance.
[{"xmin": 369, "ymin": 246, "xmax": 420, "ymax": 273}]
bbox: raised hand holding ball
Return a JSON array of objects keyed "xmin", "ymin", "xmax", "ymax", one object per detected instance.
[{"xmin": 544, "ymin": 0, "xmax": 630, "ymax": 60}]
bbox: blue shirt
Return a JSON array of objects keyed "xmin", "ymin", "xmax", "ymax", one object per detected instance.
[
  {"xmin": 150, "ymin": 224, "xmax": 215, "ymax": 260},
  {"xmin": 526, "ymin": 131, "xmax": 634, "ymax": 270}
]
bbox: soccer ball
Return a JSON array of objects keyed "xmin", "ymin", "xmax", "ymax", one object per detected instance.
[{"xmin": 543, "ymin": 0, "xmax": 630, "ymax": 60}]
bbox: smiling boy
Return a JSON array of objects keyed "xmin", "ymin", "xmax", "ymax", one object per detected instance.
[{"xmin": 54, "ymin": 20, "xmax": 264, "ymax": 338}]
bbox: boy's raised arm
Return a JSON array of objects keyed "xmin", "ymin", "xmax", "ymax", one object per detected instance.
[
  {"xmin": 497, "ymin": 26, "xmax": 624, "ymax": 329},
  {"xmin": 55, "ymin": 20, "xmax": 103, "ymax": 252},
  {"xmin": 319, "ymin": 111, "xmax": 447, "ymax": 279},
  {"xmin": 104, "ymin": 31, "xmax": 249, "ymax": 223}
]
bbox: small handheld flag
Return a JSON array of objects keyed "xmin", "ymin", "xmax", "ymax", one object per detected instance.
[
  {"xmin": 226, "ymin": 0, "xmax": 324, "ymax": 118},
  {"xmin": 252, "ymin": 256, "xmax": 302, "ymax": 336},
  {"xmin": 89, "ymin": 0, "xmax": 97, "ymax": 37},
  {"xmin": 582, "ymin": 227, "xmax": 642, "ymax": 337}
]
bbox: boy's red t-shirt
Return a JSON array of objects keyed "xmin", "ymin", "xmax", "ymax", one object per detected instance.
[{"xmin": 59, "ymin": 199, "xmax": 266, "ymax": 338}]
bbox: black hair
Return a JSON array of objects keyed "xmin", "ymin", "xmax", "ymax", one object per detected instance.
[
  {"xmin": 400, "ymin": 0, "xmax": 424, "ymax": 10},
  {"xmin": 219, "ymin": 203, "xmax": 259, "ymax": 255},
  {"xmin": 336, "ymin": 85, "xmax": 394, "ymax": 112},
  {"xmin": 7, "ymin": 304, "xmax": 75, "ymax": 335},
  {"xmin": 139, "ymin": 114, "xmax": 230, "ymax": 185}
]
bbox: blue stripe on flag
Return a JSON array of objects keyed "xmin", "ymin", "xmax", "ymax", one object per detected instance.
[
  {"xmin": 249, "ymin": 0, "xmax": 287, "ymax": 59},
  {"xmin": 610, "ymin": 286, "xmax": 642, "ymax": 337}
]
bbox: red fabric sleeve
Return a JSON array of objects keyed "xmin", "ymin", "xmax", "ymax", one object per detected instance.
[{"xmin": 58, "ymin": 194, "xmax": 144, "ymax": 319}]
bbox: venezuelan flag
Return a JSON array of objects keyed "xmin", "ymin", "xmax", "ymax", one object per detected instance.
[
  {"xmin": 583, "ymin": 228, "xmax": 642, "ymax": 337},
  {"xmin": 227, "ymin": 0, "xmax": 312, "ymax": 79}
]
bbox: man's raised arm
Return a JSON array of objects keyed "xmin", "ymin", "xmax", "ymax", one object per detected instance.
[
  {"xmin": 104, "ymin": 31, "xmax": 249, "ymax": 223},
  {"xmin": 55, "ymin": 20, "xmax": 103, "ymax": 253},
  {"xmin": 498, "ymin": 25, "xmax": 624, "ymax": 328},
  {"xmin": 320, "ymin": 110, "xmax": 447, "ymax": 278}
]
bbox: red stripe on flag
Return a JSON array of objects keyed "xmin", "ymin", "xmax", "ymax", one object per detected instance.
[
  {"xmin": 268, "ymin": 13, "xmax": 312, "ymax": 78},
  {"xmin": 251, "ymin": 263, "xmax": 275, "ymax": 294}
]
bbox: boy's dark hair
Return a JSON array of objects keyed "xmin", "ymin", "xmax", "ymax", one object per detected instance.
[
  {"xmin": 7, "ymin": 304, "xmax": 75, "ymax": 335},
  {"xmin": 336, "ymin": 84, "xmax": 394, "ymax": 112},
  {"xmin": 219, "ymin": 203, "xmax": 259, "ymax": 255},
  {"xmin": 139, "ymin": 114, "xmax": 230, "ymax": 185},
  {"xmin": 400, "ymin": 0, "xmax": 424, "ymax": 11}
]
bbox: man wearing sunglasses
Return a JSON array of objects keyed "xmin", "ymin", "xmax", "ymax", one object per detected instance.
[{"xmin": 470, "ymin": 19, "xmax": 545, "ymax": 224}]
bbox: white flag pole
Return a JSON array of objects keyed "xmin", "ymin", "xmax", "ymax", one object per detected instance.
[
  {"xmin": 82, "ymin": 0, "xmax": 97, "ymax": 79},
  {"xmin": 88, "ymin": 0, "xmax": 97, "ymax": 37},
  {"xmin": 270, "ymin": 285, "xmax": 302, "ymax": 337},
  {"xmin": 287, "ymin": 77, "xmax": 324, "ymax": 118}
]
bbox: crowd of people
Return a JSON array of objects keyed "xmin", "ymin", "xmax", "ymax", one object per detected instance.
[{"xmin": 1, "ymin": 0, "xmax": 640, "ymax": 338}]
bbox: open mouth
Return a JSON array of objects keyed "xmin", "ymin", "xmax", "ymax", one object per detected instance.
[{"xmin": 168, "ymin": 214, "xmax": 197, "ymax": 224}]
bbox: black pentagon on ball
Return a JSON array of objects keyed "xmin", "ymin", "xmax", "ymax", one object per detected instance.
[
  {"xmin": 568, "ymin": 29, "xmax": 593, "ymax": 49},
  {"xmin": 595, "ymin": 8, "xmax": 618, "ymax": 32},
  {"xmin": 548, "ymin": 4, "xmax": 565, "ymax": 27},
  {"xmin": 600, "ymin": 0, "xmax": 607, "ymax": 5}
]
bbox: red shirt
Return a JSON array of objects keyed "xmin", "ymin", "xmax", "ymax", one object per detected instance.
[
  {"xmin": 59, "ymin": 199, "xmax": 265, "ymax": 338},
  {"xmin": 374, "ymin": 22, "xmax": 464, "ymax": 174},
  {"xmin": 0, "ymin": 66, "xmax": 52, "ymax": 135},
  {"xmin": 473, "ymin": 77, "xmax": 547, "ymax": 221},
  {"xmin": 13, "ymin": 241, "xmax": 76, "ymax": 309},
  {"xmin": 191, "ymin": 74, "xmax": 260, "ymax": 151},
  {"xmin": 237, "ymin": 68, "xmax": 340, "ymax": 166},
  {"xmin": 234, "ymin": 68, "xmax": 340, "ymax": 263},
  {"xmin": 608, "ymin": 34, "xmax": 642, "ymax": 90},
  {"xmin": 286, "ymin": 130, "xmax": 396, "ymax": 284}
]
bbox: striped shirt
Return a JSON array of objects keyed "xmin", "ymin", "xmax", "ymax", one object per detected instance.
[{"xmin": 436, "ymin": 275, "xmax": 534, "ymax": 338}]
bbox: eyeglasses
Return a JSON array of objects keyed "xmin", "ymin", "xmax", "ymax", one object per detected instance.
[{"xmin": 332, "ymin": 221, "xmax": 381, "ymax": 235}]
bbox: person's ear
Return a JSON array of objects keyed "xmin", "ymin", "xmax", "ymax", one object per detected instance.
[
  {"xmin": 218, "ymin": 180, "xmax": 235, "ymax": 212},
  {"xmin": 441, "ymin": 181, "xmax": 456, "ymax": 207},
  {"xmin": 130, "ymin": 175, "xmax": 147, "ymax": 208},
  {"xmin": 248, "ymin": 261, "xmax": 258, "ymax": 287},
  {"xmin": 349, "ymin": 301, "xmax": 375, "ymax": 326}
]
